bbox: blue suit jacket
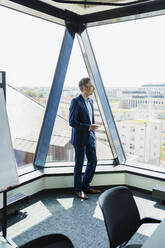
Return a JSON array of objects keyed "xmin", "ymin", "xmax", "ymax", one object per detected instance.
[{"xmin": 69, "ymin": 94, "xmax": 95, "ymax": 146}]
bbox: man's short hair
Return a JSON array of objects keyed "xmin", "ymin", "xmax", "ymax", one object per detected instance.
[{"xmin": 79, "ymin": 77, "xmax": 90, "ymax": 91}]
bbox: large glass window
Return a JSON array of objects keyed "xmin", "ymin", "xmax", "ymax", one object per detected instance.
[
  {"xmin": 0, "ymin": 6, "xmax": 64, "ymax": 167},
  {"xmin": 88, "ymin": 15, "xmax": 165, "ymax": 170},
  {"xmin": 46, "ymin": 36, "xmax": 113, "ymax": 164},
  {"xmin": 4, "ymin": 5, "xmax": 165, "ymax": 170}
]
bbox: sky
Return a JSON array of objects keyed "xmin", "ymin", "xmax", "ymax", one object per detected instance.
[{"xmin": 1, "ymin": 5, "xmax": 165, "ymax": 88}]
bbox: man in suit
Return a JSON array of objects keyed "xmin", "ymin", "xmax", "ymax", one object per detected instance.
[{"xmin": 69, "ymin": 77, "xmax": 101, "ymax": 199}]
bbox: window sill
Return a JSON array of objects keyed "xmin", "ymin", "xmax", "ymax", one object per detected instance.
[{"xmin": 13, "ymin": 162, "xmax": 165, "ymax": 194}]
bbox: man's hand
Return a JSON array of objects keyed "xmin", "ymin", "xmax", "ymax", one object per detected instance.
[{"xmin": 90, "ymin": 124, "xmax": 99, "ymax": 131}]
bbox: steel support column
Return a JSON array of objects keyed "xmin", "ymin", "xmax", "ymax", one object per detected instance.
[
  {"xmin": 78, "ymin": 29, "xmax": 125, "ymax": 164},
  {"xmin": 34, "ymin": 28, "xmax": 75, "ymax": 166}
]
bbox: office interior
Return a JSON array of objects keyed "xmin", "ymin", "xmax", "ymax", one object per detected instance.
[{"xmin": 1, "ymin": 0, "xmax": 165, "ymax": 247}]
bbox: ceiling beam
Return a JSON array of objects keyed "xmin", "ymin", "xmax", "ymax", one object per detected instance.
[
  {"xmin": 81, "ymin": 0, "xmax": 165, "ymax": 24},
  {"xmin": 0, "ymin": 0, "xmax": 165, "ymax": 27}
]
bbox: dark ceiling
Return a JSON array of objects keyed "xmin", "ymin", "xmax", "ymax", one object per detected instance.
[{"xmin": 0, "ymin": 0, "xmax": 165, "ymax": 27}]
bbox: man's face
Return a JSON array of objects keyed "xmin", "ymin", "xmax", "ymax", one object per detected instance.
[{"xmin": 84, "ymin": 82, "xmax": 95, "ymax": 96}]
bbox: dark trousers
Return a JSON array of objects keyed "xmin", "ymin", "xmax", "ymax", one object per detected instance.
[{"xmin": 73, "ymin": 134, "xmax": 97, "ymax": 192}]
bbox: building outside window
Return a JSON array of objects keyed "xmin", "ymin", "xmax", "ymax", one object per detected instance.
[
  {"xmin": 2, "ymin": 5, "xmax": 165, "ymax": 172},
  {"xmin": 89, "ymin": 14, "xmax": 165, "ymax": 170}
]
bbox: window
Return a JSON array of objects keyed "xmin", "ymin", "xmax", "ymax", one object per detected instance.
[
  {"xmin": 1, "ymin": 7, "xmax": 65, "ymax": 167},
  {"xmin": 130, "ymin": 144, "xmax": 135, "ymax": 150},
  {"xmin": 46, "ymin": 37, "xmax": 114, "ymax": 163},
  {"xmin": 89, "ymin": 14, "xmax": 165, "ymax": 170}
]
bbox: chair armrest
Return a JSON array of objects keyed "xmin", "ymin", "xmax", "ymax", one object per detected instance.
[{"xmin": 140, "ymin": 217, "xmax": 161, "ymax": 224}]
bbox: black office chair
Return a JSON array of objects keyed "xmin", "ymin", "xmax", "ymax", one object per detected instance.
[
  {"xmin": 19, "ymin": 233, "xmax": 74, "ymax": 248},
  {"xmin": 99, "ymin": 186, "xmax": 161, "ymax": 248}
]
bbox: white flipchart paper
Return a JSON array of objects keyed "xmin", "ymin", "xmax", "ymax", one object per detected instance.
[{"xmin": 0, "ymin": 89, "xmax": 18, "ymax": 191}]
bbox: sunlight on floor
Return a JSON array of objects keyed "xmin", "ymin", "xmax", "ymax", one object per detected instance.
[
  {"xmin": 56, "ymin": 197, "xmax": 74, "ymax": 210},
  {"xmin": 8, "ymin": 201, "xmax": 52, "ymax": 238}
]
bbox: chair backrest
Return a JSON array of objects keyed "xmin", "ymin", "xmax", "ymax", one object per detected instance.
[
  {"xmin": 19, "ymin": 233, "xmax": 74, "ymax": 248},
  {"xmin": 99, "ymin": 186, "xmax": 141, "ymax": 248}
]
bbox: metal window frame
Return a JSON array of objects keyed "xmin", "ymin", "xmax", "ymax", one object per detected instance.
[
  {"xmin": 34, "ymin": 23, "xmax": 126, "ymax": 167},
  {"xmin": 34, "ymin": 27, "xmax": 75, "ymax": 166},
  {"xmin": 77, "ymin": 29, "xmax": 126, "ymax": 164}
]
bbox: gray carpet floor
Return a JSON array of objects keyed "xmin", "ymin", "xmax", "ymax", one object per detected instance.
[{"xmin": 2, "ymin": 189, "xmax": 165, "ymax": 248}]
